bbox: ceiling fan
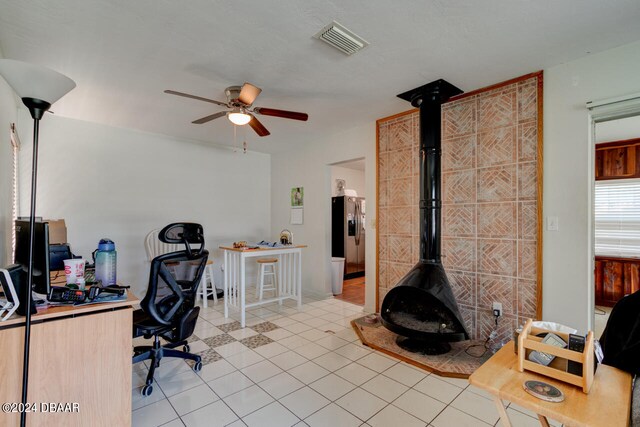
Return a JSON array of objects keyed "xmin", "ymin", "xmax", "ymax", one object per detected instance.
[{"xmin": 164, "ymin": 82, "xmax": 308, "ymax": 137}]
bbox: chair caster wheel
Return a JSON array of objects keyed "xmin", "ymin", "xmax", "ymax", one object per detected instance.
[
  {"xmin": 141, "ymin": 385, "xmax": 153, "ymax": 396},
  {"xmin": 183, "ymin": 344, "xmax": 190, "ymax": 352},
  {"xmin": 193, "ymin": 361, "xmax": 202, "ymax": 372}
]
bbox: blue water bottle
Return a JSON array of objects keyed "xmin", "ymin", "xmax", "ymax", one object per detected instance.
[{"xmin": 94, "ymin": 238, "xmax": 117, "ymax": 286}]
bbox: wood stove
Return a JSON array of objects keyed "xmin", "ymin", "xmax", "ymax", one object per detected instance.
[{"xmin": 380, "ymin": 79, "xmax": 469, "ymax": 355}]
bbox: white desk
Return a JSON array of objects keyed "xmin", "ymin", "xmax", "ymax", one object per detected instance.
[{"xmin": 220, "ymin": 245, "xmax": 306, "ymax": 327}]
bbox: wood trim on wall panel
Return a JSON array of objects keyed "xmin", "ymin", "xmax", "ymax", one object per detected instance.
[
  {"xmin": 448, "ymin": 71, "xmax": 544, "ymax": 103},
  {"xmin": 375, "ymin": 117, "xmax": 380, "ymax": 311},
  {"xmin": 536, "ymin": 72, "xmax": 544, "ymax": 321}
]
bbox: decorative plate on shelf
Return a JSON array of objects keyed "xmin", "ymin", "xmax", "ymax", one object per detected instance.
[{"xmin": 523, "ymin": 380, "xmax": 565, "ymax": 402}]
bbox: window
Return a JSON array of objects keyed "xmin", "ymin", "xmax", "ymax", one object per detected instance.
[{"xmin": 594, "ymin": 178, "xmax": 640, "ymax": 257}]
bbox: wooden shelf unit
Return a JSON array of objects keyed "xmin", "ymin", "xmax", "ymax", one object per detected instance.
[{"xmin": 517, "ymin": 319, "xmax": 595, "ymax": 393}]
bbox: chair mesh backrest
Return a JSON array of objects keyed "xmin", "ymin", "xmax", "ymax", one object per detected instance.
[{"xmin": 141, "ymin": 223, "xmax": 208, "ymax": 326}]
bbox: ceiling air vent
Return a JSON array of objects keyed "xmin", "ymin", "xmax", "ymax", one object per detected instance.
[{"xmin": 313, "ymin": 21, "xmax": 368, "ymax": 56}]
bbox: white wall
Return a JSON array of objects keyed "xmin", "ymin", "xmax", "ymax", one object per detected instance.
[
  {"xmin": 330, "ymin": 165, "xmax": 365, "ymax": 197},
  {"xmin": 543, "ymin": 40, "xmax": 640, "ymax": 332},
  {"xmin": 17, "ymin": 111, "xmax": 271, "ymax": 296},
  {"xmin": 0, "ymin": 51, "xmax": 18, "ymax": 265},
  {"xmin": 271, "ymin": 123, "xmax": 376, "ymax": 310}
]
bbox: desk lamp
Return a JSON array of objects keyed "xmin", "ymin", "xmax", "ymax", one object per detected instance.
[{"xmin": 0, "ymin": 59, "xmax": 75, "ymax": 427}]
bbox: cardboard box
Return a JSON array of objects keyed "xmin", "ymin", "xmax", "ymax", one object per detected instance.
[{"xmin": 45, "ymin": 219, "xmax": 67, "ymax": 244}]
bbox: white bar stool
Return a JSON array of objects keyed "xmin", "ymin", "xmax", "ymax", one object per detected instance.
[
  {"xmin": 256, "ymin": 258, "xmax": 278, "ymax": 300},
  {"xmin": 196, "ymin": 259, "xmax": 217, "ymax": 307}
]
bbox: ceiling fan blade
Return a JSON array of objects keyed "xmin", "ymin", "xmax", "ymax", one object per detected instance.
[
  {"xmin": 253, "ymin": 107, "xmax": 308, "ymax": 121},
  {"xmin": 237, "ymin": 82, "xmax": 262, "ymax": 106},
  {"xmin": 248, "ymin": 114, "xmax": 270, "ymax": 137},
  {"xmin": 192, "ymin": 111, "xmax": 228, "ymax": 124},
  {"xmin": 164, "ymin": 90, "xmax": 228, "ymax": 107}
]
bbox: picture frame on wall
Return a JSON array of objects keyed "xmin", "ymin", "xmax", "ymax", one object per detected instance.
[{"xmin": 291, "ymin": 187, "xmax": 304, "ymax": 207}]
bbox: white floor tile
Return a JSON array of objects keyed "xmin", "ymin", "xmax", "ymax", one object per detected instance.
[
  {"xmin": 196, "ymin": 359, "xmax": 236, "ymax": 382},
  {"xmin": 284, "ymin": 322, "xmax": 313, "ymax": 334},
  {"xmin": 304, "ymin": 317, "xmax": 330, "ymax": 328},
  {"xmin": 380, "ymin": 363, "xmax": 427, "ymax": 387},
  {"xmin": 335, "ymin": 388, "xmax": 387, "ymax": 421},
  {"xmin": 309, "ymin": 373, "xmax": 356, "ymax": 401},
  {"xmin": 132, "ymin": 385, "xmax": 167, "ymax": 410},
  {"xmin": 259, "ymin": 372, "xmax": 305, "ymax": 399},
  {"xmin": 294, "ymin": 342, "xmax": 330, "ymax": 359},
  {"xmin": 335, "ymin": 363, "xmax": 378, "ymax": 386},
  {"xmin": 254, "ymin": 341, "xmax": 288, "ymax": 358},
  {"xmin": 312, "ymin": 352, "xmax": 352, "ymax": 372},
  {"xmin": 159, "ymin": 419, "xmax": 185, "ymax": 427},
  {"xmin": 279, "ymin": 335, "xmax": 312, "ymax": 349},
  {"xmin": 154, "ymin": 359, "xmax": 193, "ymax": 381},
  {"xmin": 225, "ymin": 349, "xmax": 265, "ymax": 369},
  {"xmin": 450, "ymin": 389, "xmax": 500, "ymax": 425},
  {"xmin": 298, "ymin": 328, "xmax": 329, "ymax": 341},
  {"xmin": 392, "ymin": 389, "xmax": 446, "ymax": 424},
  {"xmin": 279, "ymin": 386, "xmax": 330, "ymax": 419},
  {"xmin": 333, "ymin": 343, "xmax": 371, "ymax": 361},
  {"xmin": 367, "ymin": 404, "xmax": 425, "ymax": 427},
  {"xmin": 361, "ymin": 374, "xmax": 409, "ymax": 403},
  {"xmin": 439, "ymin": 375, "xmax": 471, "ymax": 388},
  {"xmin": 193, "ymin": 324, "xmax": 224, "ymax": 339},
  {"xmin": 431, "ymin": 406, "xmax": 491, "ymax": 427},
  {"xmin": 315, "ymin": 335, "xmax": 350, "ymax": 351},
  {"xmin": 357, "ymin": 353, "xmax": 397, "ymax": 373},
  {"xmin": 223, "ymin": 384, "xmax": 274, "ymax": 417},
  {"xmin": 209, "ymin": 316, "xmax": 237, "ymax": 326},
  {"xmin": 262, "ymin": 328, "xmax": 294, "ymax": 341},
  {"xmin": 207, "ymin": 371, "xmax": 254, "ymax": 398},
  {"xmin": 466, "ymin": 384, "xmax": 494, "ymax": 400},
  {"xmin": 272, "ymin": 317, "xmax": 298, "ymax": 327},
  {"xmin": 243, "ymin": 401, "xmax": 300, "ymax": 427},
  {"xmin": 228, "ymin": 328, "xmax": 259, "ymax": 340},
  {"xmin": 181, "ymin": 400, "xmax": 238, "ymax": 427},
  {"xmin": 503, "ymin": 408, "xmax": 541, "ymax": 427},
  {"xmin": 215, "ymin": 341, "xmax": 251, "ymax": 357},
  {"xmin": 187, "ymin": 340, "xmax": 211, "ymax": 354},
  {"xmin": 168, "ymin": 383, "xmax": 219, "ymax": 416},
  {"xmin": 333, "ymin": 328, "xmax": 359, "ymax": 342},
  {"xmin": 290, "ymin": 312, "xmax": 314, "ymax": 322},
  {"xmin": 132, "ymin": 398, "xmax": 178, "ymax": 427},
  {"xmin": 287, "ymin": 361, "xmax": 331, "ymax": 384},
  {"xmin": 270, "ymin": 351, "xmax": 309, "ymax": 371},
  {"xmin": 241, "ymin": 360, "xmax": 283, "ymax": 383},
  {"xmin": 226, "ymin": 420, "xmax": 247, "ymax": 427},
  {"xmin": 414, "ymin": 374, "xmax": 465, "ymax": 404},
  {"xmin": 157, "ymin": 370, "xmax": 205, "ymax": 397},
  {"xmin": 305, "ymin": 403, "xmax": 362, "ymax": 427}
]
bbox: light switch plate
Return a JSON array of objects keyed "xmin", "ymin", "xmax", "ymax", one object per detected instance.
[{"xmin": 546, "ymin": 216, "xmax": 559, "ymax": 231}]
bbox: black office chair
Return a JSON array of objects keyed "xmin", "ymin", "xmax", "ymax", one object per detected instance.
[{"xmin": 133, "ymin": 222, "xmax": 209, "ymax": 396}]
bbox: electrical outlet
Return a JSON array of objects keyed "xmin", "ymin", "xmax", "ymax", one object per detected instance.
[{"xmin": 492, "ymin": 302, "xmax": 503, "ymax": 317}]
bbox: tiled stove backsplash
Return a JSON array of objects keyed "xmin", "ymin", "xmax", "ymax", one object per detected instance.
[{"xmin": 377, "ymin": 73, "xmax": 542, "ymax": 342}]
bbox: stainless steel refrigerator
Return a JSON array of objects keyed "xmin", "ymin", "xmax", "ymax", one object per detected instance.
[{"xmin": 332, "ymin": 196, "xmax": 365, "ymax": 279}]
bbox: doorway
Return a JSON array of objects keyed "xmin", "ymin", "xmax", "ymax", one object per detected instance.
[
  {"xmin": 591, "ymin": 113, "xmax": 640, "ymax": 337},
  {"xmin": 330, "ymin": 158, "xmax": 366, "ymax": 305}
]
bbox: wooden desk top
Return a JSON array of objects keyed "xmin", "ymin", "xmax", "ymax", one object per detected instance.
[
  {"xmin": 0, "ymin": 294, "xmax": 139, "ymax": 328},
  {"xmin": 219, "ymin": 244, "xmax": 307, "ymax": 252},
  {"xmin": 469, "ymin": 342, "xmax": 632, "ymax": 427}
]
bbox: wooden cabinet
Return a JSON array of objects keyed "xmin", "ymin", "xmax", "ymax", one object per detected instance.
[
  {"xmin": 594, "ymin": 256, "xmax": 640, "ymax": 306},
  {"xmin": 595, "ymin": 138, "xmax": 640, "ymax": 180}
]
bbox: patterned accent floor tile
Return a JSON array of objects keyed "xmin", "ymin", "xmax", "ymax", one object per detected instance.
[
  {"xmin": 197, "ymin": 348, "xmax": 223, "ymax": 366},
  {"xmin": 203, "ymin": 333, "xmax": 237, "ymax": 348},
  {"xmin": 251, "ymin": 321, "xmax": 280, "ymax": 334},
  {"xmin": 217, "ymin": 321, "xmax": 243, "ymax": 333},
  {"xmin": 239, "ymin": 334, "xmax": 275, "ymax": 349}
]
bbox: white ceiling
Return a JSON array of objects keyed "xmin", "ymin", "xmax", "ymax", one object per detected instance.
[{"xmin": 1, "ymin": 0, "xmax": 640, "ymax": 154}]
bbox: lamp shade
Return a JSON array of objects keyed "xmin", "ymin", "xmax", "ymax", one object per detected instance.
[
  {"xmin": 227, "ymin": 111, "xmax": 252, "ymax": 126},
  {"xmin": 0, "ymin": 59, "xmax": 76, "ymax": 104}
]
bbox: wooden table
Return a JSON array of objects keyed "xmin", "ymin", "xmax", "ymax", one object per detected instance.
[
  {"xmin": 469, "ymin": 342, "xmax": 633, "ymax": 427},
  {"xmin": 0, "ymin": 294, "xmax": 138, "ymax": 426},
  {"xmin": 220, "ymin": 245, "xmax": 306, "ymax": 327}
]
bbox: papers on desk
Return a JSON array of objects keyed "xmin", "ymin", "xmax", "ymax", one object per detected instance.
[{"xmin": 256, "ymin": 241, "xmax": 287, "ymax": 248}]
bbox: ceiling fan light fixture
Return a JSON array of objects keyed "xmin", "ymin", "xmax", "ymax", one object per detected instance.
[{"xmin": 227, "ymin": 110, "xmax": 251, "ymax": 125}]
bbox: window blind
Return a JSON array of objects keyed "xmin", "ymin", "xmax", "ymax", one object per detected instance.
[{"xmin": 594, "ymin": 178, "xmax": 640, "ymax": 257}]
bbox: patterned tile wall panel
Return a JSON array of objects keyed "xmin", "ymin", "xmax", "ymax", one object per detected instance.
[{"xmin": 377, "ymin": 73, "xmax": 541, "ymax": 344}]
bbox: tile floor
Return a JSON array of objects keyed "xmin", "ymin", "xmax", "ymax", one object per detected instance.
[{"xmin": 132, "ymin": 296, "xmax": 561, "ymax": 427}]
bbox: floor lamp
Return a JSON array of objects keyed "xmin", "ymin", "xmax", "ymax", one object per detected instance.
[{"xmin": 0, "ymin": 59, "xmax": 75, "ymax": 427}]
